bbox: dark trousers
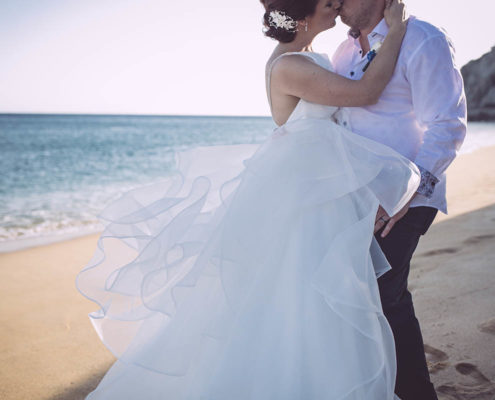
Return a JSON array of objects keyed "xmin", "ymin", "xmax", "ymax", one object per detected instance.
[{"xmin": 375, "ymin": 206, "xmax": 439, "ymax": 400}]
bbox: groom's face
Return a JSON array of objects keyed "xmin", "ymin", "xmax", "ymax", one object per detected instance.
[{"xmin": 339, "ymin": 0, "xmax": 384, "ymax": 30}]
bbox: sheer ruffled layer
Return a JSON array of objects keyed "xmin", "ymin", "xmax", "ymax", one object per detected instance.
[{"xmin": 76, "ymin": 119, "xmax": 418, "ymax": 399}]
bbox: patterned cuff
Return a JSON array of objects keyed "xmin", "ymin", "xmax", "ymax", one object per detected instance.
[{"xmin": 416, "ymin": 165, "xmax": 440, "ymax": 199}]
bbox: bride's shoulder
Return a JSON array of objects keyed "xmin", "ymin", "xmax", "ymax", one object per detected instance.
[
  {"xmin": 267, "ymin": 51, "xmax": 328, "ymax": 70},
  {"xmin": 266, "ymin": 52, "xmax": 333, "ymax": 83},
  {"xmin": 266, "ymin": 52, "xmax": 306, "ymax": 76},
  {"xmin": 284, "ymin": 52, "xmax": 333, "ymax": 72},
  {"xmin": 268, "ymin": 54, "xmax": 311, "ymax": 80}
]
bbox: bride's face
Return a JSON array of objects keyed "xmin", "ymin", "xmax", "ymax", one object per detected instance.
[{"xmin": 306, "ymin": 0, "xmax": 342, "ymax": 33}]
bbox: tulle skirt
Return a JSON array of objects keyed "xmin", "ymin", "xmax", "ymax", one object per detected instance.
[{"xmin": 76, "ymin": 118, "xmax": 419, "ymax": 399}]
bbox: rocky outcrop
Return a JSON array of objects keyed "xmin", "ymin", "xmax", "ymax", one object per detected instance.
[{"xmin": 461, "ymin": 47, "xmax": 495, "ymax": 121}]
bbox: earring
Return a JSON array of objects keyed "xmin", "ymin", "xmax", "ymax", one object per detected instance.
[{"xmin": 304, "ymin": 21, "xmax": 308, "ymax": 32}]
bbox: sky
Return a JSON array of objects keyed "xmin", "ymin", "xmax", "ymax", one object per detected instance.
[{"xmin": 0, "ymin": 0, "xmax": 493, "ymax": 116}]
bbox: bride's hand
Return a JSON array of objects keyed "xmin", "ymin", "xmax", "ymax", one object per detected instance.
[{"xmin": 384, "ymin": 0, "xmax": 408, "ymax": 31}]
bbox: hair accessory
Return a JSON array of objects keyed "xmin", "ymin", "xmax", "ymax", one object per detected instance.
[{"xmin": 268, "ymin": 10, "xmax": 298, "ymax": 31}]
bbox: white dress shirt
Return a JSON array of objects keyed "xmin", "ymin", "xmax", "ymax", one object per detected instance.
[{"xmin": 332, "ymin": 16, "xmax": 467, "ymax": 214}]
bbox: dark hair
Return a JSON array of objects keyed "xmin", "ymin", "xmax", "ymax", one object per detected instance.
[{"xmin": 260, "ymin": 0, "xmax": 319, "ymax": 43}]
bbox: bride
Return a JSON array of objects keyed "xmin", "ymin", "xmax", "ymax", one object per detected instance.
[{"xmin": 76, "ymin": 0, "xmax": 418, "ymax": 398}]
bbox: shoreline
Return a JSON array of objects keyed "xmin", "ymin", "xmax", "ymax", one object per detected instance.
[
  {"xmin": 0, "ymin": 227, "xmax": 102, "ymax": 254},
  {"xmin": 1, "ymin": 140, "xmax": 494, "ymax": 257},
  {"xmin": 0, "ymin": 145, "xmax": 494, "ymax": 399},
  {"xmin": 1, "ymin": 143, "xmax": 493, "ymax": 255},
  {"xmin": 1, "ymin": 124, "xmax": 495, "ymax": 254}
]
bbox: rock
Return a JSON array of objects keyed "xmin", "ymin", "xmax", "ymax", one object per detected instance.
[{"xmin": 461, "ymin": 47, "xmax": 495, "ymax": 121}]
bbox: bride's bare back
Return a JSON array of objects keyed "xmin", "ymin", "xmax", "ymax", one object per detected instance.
[{"xmin": 265, "ymin": 52, "xmax": 303, "ymax": 126}]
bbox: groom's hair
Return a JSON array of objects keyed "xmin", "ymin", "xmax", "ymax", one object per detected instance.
[{"xmin": 260, "ymin": 0, "xmax": 318, "ymax": 43}]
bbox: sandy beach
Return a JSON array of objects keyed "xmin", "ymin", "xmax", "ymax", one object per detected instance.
[{"xmin": 1, "ymin": 146, "xmax": 494, "ymax": 400}]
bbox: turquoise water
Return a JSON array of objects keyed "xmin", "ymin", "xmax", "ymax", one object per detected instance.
[
  {"xmin": 0, "ymin": 114, "xmax": 275, "ymax": 249},
  {"xmin": 0, "ymin": 114, "xmax": 493, "ymax": 251}
]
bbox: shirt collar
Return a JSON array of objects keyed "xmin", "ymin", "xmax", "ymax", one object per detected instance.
[
  {"xmin": 369, "ymin": 18, "xmax": 389, "ymax": 40},
  {"xmin": 347, "ymin": 18, "xmax": 390, "ymax": 41}
]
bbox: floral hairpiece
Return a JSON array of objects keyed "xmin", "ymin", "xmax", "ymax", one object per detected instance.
[{"xmin": 268, "ymin": 10, "xmax": 298, "ymax": 31}]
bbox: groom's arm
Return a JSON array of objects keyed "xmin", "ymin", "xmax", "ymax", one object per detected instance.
[
  {"xmin": 379, "ymin": 31, "xmax": 466, "ymax": 237},
  {"xmin": 406, "ymin": 32, "xmax": 467, "ymax": 198}
]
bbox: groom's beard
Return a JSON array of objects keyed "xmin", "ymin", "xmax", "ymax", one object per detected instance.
[
  {"xmin": 339, "ymin": 3, "xmax": 377, "ymax": 31},
  {"xmin": 340, "ymin": 13, "xmax": 370, "ymax": 30}
]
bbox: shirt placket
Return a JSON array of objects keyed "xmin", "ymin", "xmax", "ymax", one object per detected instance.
[
  {"xmin": 348, "ymin": 41, "xmax": 366, "ymax": 81},
  {"xmin": 336, "ymin": 32, "xmax": 385, "ymax": 130},
  {"xmin": 337, "ymin": 42, "xmax": 366, "ymax": 129}
]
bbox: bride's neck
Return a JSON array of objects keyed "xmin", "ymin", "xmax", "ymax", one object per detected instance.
[{"xmin": 276, "ymin": 35, "xmax": 315, "ymax": 53}]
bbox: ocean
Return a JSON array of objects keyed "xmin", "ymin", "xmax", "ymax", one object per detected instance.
[{"xmin": 1, "ymin": 114, "xmax": 494, "ymax": 252}]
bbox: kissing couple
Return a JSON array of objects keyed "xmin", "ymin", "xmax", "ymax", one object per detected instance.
[{"xmin": 76, "ymin": 0, "xmax": 466, "ymax": 398}]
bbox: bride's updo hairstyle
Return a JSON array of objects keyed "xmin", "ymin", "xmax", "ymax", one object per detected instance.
[{"xmin": 261, "ymin": 0, "xmax": 318, "ymax": 43}]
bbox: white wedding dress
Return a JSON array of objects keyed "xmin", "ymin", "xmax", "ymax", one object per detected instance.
[{"xmin": 76, "ymin": 52, "xmax": 419, "ymax": 399}]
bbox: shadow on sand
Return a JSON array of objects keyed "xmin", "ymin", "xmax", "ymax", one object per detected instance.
[{"xmin": 48, "ymin": 364, "xmax": 110, "ymax": 400}]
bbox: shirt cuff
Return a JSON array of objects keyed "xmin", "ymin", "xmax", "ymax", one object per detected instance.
[{"xmin": 416, "ymin": 165, "xmax": 440, "ymax": 199}]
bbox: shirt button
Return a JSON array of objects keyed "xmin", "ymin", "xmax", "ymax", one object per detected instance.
[
  {"xmin": 343, "ymin": 122, "xmax": 348, "ymax": 126},
  {"xmin": 350, "ymin": 71, "xmax": 355, "ymax": 77}
]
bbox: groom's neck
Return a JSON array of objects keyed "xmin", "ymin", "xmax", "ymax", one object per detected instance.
[{"xmin": 358, "ymin": 14, "xmax": 384, "ymax": 54}]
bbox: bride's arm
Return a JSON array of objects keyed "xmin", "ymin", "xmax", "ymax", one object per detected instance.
[{"xmin": 271, "ymin": 0, "xmax": 407, "ymax": 107}]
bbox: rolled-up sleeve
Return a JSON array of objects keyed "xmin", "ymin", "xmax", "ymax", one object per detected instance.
[{"xmin": 407, "ymin": 34, "xmax": 467, "ymax": 182}]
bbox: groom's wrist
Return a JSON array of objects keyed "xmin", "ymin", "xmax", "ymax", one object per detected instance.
[
  {"xmin": 415, "ymin": 165, "xmax": 439, "ymax": 199},
  {"xmin": 387, "ymin": 21, "xmax": 407, "ymax": 38}
]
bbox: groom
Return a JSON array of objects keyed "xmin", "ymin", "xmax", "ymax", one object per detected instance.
[{"xmin": 332, "ymin": 1, "xmax": 467, "ymax": 399}]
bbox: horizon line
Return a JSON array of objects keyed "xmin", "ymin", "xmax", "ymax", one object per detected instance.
[{"xmin": 0, "ymin": 112, "xmax": 272, "ymax": 119}]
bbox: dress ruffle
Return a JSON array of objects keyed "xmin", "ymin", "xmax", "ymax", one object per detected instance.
[{"xmin": 76, "ymin": 119, "xmax": 418, "ymax": 399}]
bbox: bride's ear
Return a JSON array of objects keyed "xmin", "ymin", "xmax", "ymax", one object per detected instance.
[{"xmin": 298, "ymin": 19, "xmax": 308, "ymax": 32}]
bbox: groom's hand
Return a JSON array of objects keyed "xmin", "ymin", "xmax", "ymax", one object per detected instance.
[{"xmin": 380, "ymin": 196, "xmax": 415, "ymax": 238}]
